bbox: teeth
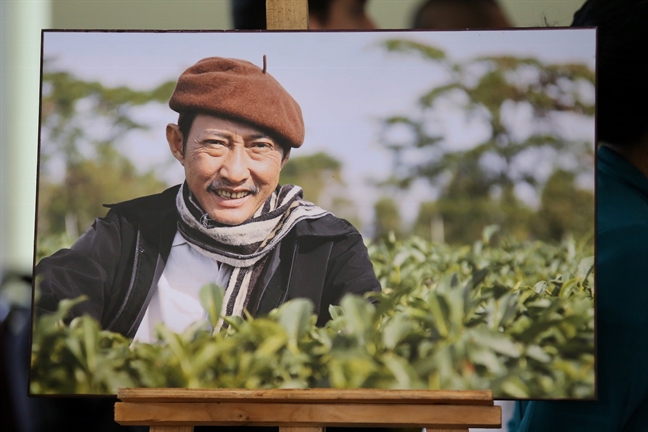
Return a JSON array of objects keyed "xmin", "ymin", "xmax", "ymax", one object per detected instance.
[{"xmin": 216, "ymin": 190, "xmax": 250, "ymax": 199}]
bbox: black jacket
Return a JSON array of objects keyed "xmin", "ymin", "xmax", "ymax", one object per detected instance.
[{"xmin": 36, "ymin": 185, "xmax": 381, "ymax": 337}]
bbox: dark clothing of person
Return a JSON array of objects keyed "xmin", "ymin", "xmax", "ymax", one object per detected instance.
[
  {"xmin": 509, "ymin": 146, "xmax": 648, "ymax": 431},
  {"xmin": 35, "ymin": 185, "xmax": 381, "ymax": 335}
]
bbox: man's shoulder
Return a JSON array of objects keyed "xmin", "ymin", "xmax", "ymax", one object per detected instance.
[
  {"xmin": 293, "ymin": 214, "xmax": 360, "ymax": 239},
  {"xmin": 104, "ymin": 185, "xmax": 180, "ymax": 221}
]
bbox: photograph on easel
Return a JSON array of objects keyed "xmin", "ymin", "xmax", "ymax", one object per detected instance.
[{"xmin": 30, "ymin": 29, "xmax": 595, "ymax": 397}]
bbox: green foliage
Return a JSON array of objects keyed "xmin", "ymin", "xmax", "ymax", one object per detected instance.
[
  {"xmin": 31, "ymin": 230, "xmax": 594, "ymax": 398},
  {"xmin": 369, "ymin": 229, "xmax": 594, "ymax": 397},
  {"xmin": 379, "ymin": 39, "xmax": 595, "ymax": 243},
  {"xmin": 280, "ymin": 152, "xmax": 360, "ymax": 228},
  {"xmin": 280, "ymin": 152, "xmax": 342, "ymax": 203},
  {"xmin": 38, "ymin": 64, "xmax": 174, "ymax": 243},
  {"xmin": 37, "ymin": 144, "xmax": 168, "ymax": 251},
  {"xmin": 373, "ymin": 197, "xmax": 403, "ymax": 241},
  {"xmin": 532, "ymin": 170, "xmax": 595, "ymax": 241},
  {"xmin": 413, "ymin": 188, "xmax": 534, "ymax": 245},
  {"xmin": 41, "ymin": 68, "xmax": 175, "ymax": 162}
]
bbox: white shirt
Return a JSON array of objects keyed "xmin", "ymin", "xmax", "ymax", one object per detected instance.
[{"xmin": 132, "ymin": 231, "xmax": 232, "ymax": 343}]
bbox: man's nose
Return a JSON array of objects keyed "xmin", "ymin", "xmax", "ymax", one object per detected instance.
[{"xmin": 219, "ymin": 147, "xmax": 250, "ymax": 184}]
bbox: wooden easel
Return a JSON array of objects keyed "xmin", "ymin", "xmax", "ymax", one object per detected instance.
[
  {"xmin": 114, "ymin": 1, "xmax": 502, "ymax": 430},
  {"xmin": 114, "ymin": 388, "xmax": 501, "ymax": 431},
  {"xmin": 266, "ymin": 0, "xmax": 309, "ymax": 30}
]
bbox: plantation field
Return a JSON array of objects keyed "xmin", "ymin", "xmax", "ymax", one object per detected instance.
[{"xmin": 31, "ymin": 229, "xmax": 594, "ymax": 397}]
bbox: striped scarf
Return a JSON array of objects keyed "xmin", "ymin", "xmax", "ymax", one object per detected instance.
[{"xmin": 176, "ymin": 182, "xmax": 329, "ymax": 318}]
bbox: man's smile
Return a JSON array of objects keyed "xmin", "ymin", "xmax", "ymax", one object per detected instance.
[
  {"xmin": 213, "ymin": 189, "xmax": 252, "ymax": 199},
  {"xmin": 207, "ymin": 182, "xmax": 260, "ymax": 202}
]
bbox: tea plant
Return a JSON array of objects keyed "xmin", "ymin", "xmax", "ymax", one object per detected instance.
[{"xmin": 31, "ymin": 229, "xmax": 594, "ymax": 397}]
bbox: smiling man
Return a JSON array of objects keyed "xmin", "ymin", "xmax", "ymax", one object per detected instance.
[{"xmin": 35, "ymin": 57, "xmax": 381, "ymax": 341}]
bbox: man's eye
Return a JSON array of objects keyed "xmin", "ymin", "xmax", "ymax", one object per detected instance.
[
  {"xmin": 253, "ymin": 142, "xmax": 272, "ymax": 149},
  {"xmin": 205, "ymin": 140, "xmax": 226, "ymax": 146}
]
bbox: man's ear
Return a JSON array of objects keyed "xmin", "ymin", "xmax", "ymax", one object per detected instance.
[{"xmin": 166, "ymin": 123, "xmax": 185, "ymax": 165}]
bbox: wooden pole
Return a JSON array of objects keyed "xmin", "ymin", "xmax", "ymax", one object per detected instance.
[{"xmin": 266, "ymin": 0, "xmax": 309, "ymax": 30}]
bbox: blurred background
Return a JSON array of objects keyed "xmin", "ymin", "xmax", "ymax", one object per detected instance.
[{"xmin": 1, "ymin": 1, "xmax": 590, "ymax": 431}]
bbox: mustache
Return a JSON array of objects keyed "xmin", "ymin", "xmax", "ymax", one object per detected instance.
[{"xmin": 207, "ymin": 181, "xmax": 260, "ymax": 195}]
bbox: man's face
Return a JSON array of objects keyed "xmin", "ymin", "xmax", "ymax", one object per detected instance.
[{"xmin": 167, "ymin": 114, "xmax": 288, "ymax": 225}]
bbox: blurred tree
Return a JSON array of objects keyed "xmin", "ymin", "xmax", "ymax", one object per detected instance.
[
  {"xmin": 413, "ymin": 192, "xmax": 533, "ymax": 245},
  {"xmin": 38, "ymin": 65, "xmax": 175, "ymax": 242},
  {"xmin": 40, "ymin": 67, "xmax": 175, "ymax": 168},
  {"xmin": 373, "ymin": 197, "xmax": 402, "ymax": 241},
  {"xmin": 427, "ymin": 157, "xmax": 532, "ymax": 244},
  {"xmin": 280, "ymin": 152, "xmax": 360, "ymax": 228},
  {"xmin": 531, "ymin": 170, "xmax": 595, "ymax": 242},
  {"xmin": 38, "ymin": 144, "xmax": 167, "ymax": 242},
  {"xmin": 379, "ymin": 39, "xmax": 595, "ymax": 243},
  {"xmin": 412, "ymin": 201, "xmax": 441, "ymax": 242},
  {"xmin": 280, "ymin": 152, "xmax": 342, "ymax": 203}
]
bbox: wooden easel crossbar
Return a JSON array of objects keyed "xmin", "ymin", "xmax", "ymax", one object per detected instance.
[{"xmin": 114, "ymin": 388, "xmax": 502, "ymax": 431}]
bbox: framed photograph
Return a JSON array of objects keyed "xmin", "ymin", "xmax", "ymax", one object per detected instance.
[{"xmin": 31, "ymin": 29, "xmax": 595, "ymax": 397}]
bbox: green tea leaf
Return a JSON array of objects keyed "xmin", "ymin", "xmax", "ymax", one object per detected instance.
[{"xmin": 199, "ymin": 283, "xmax": 224, "ymax": 331}]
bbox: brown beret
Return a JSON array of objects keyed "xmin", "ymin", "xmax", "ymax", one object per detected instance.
[{"xmin": 169, "ymin": 56, "xmax": 304, "ymax": 148}]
